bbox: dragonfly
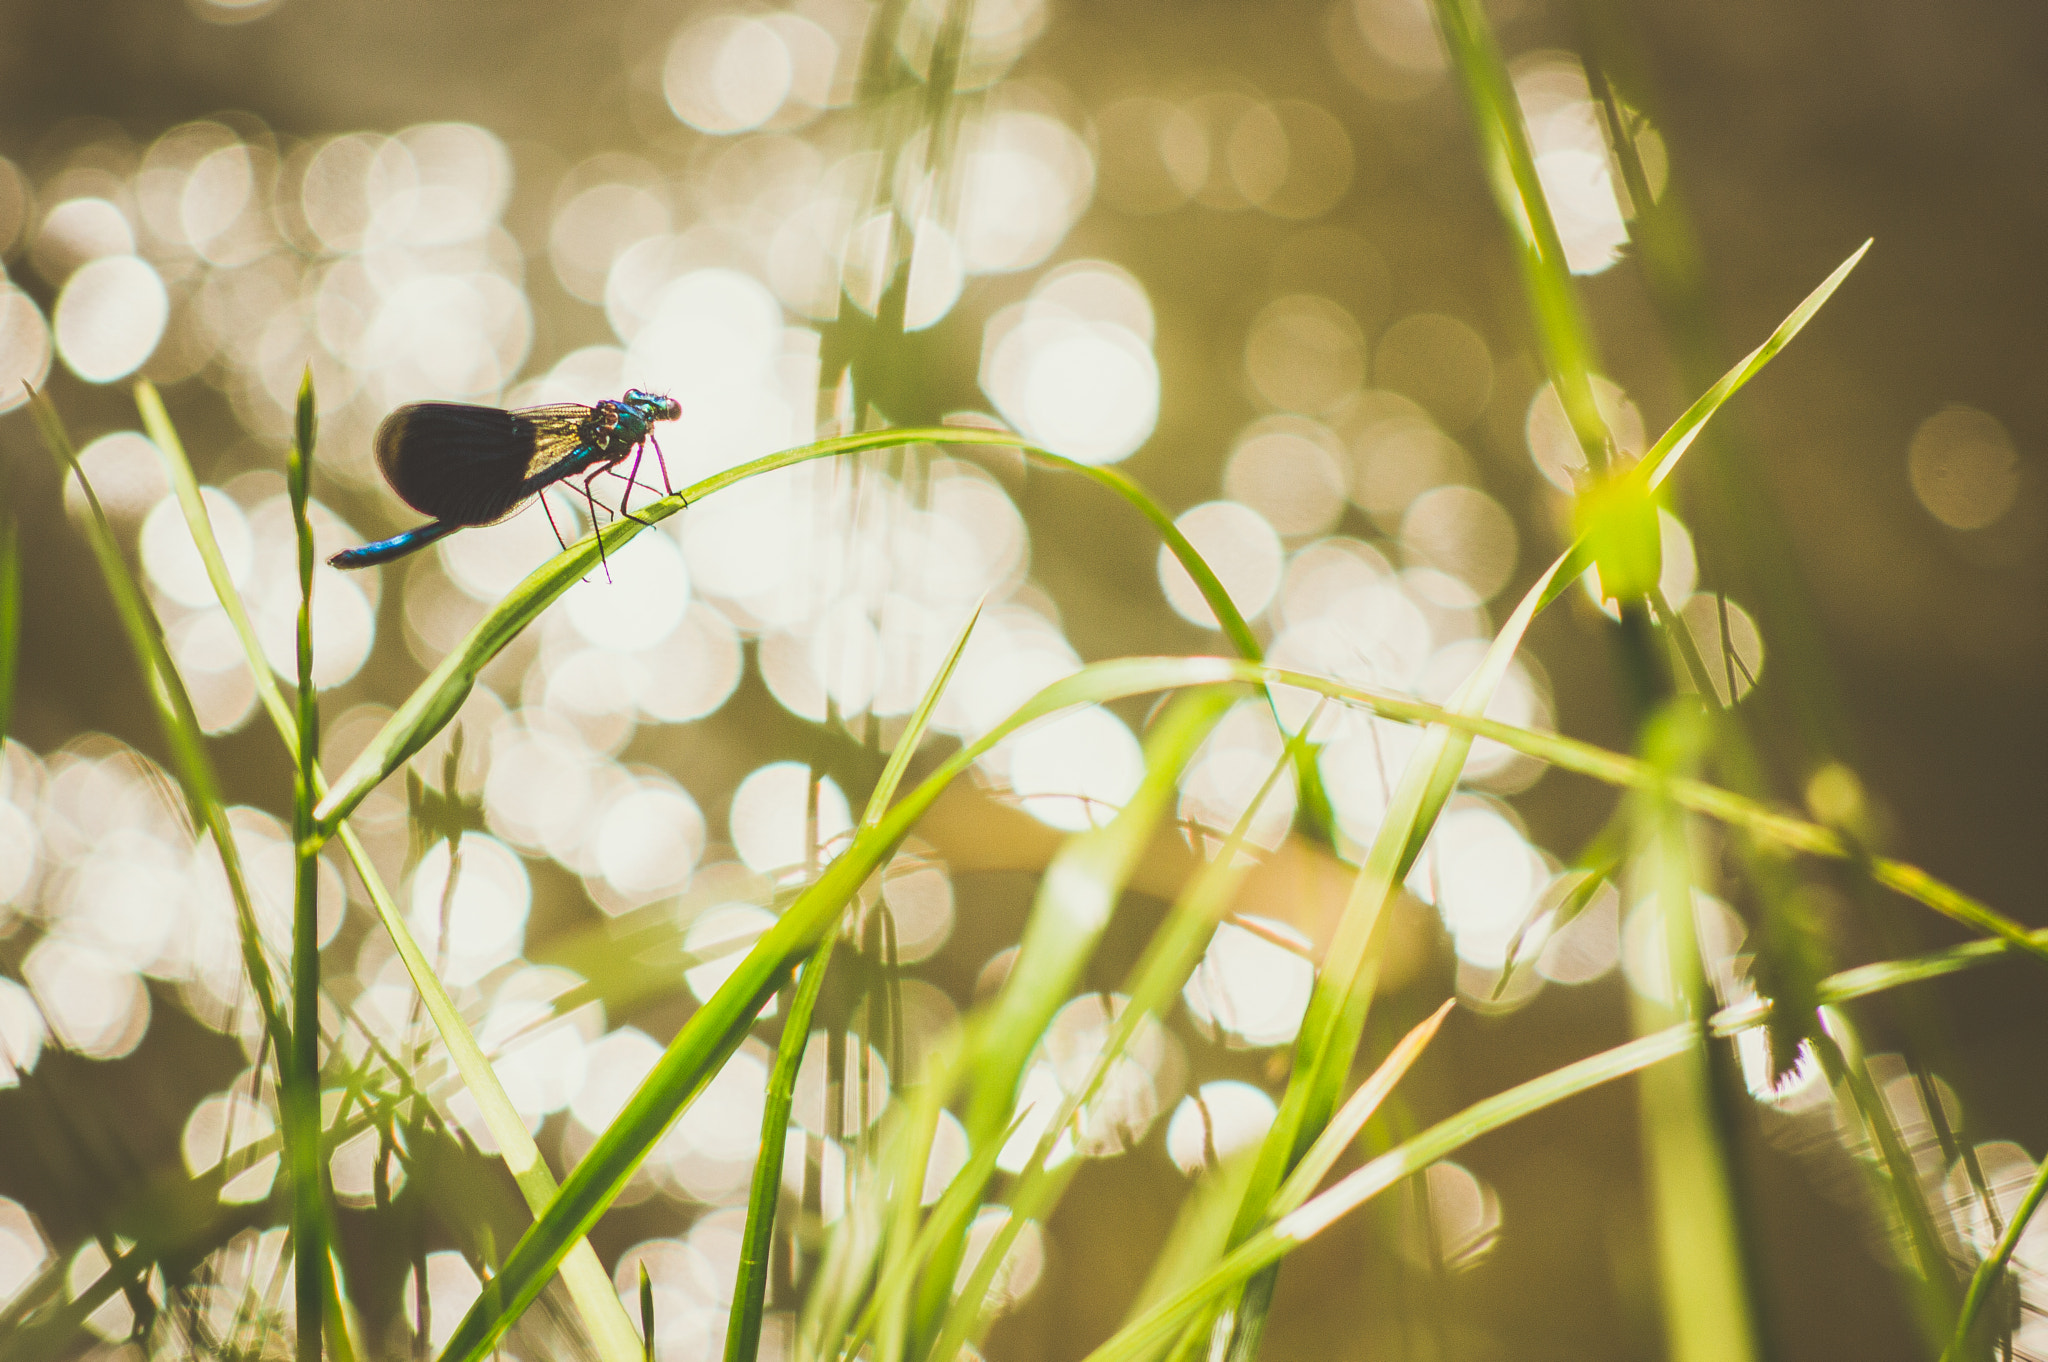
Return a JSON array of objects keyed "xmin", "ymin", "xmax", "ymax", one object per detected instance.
[{"xmin": 328, "ymin": 389, "xmax": 682, "ymax": 570}]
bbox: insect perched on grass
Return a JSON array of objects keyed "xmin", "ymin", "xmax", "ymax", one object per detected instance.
[{"xmin": 328, "ymin": 389, "xmax": 683, "ymax": 570}]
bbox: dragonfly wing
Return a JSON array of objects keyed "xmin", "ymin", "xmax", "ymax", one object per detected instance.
[{"xmin": 373, "ymin": 402, "xmax": 589, "ymax": 526}]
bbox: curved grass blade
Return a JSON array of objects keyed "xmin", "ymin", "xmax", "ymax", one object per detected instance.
[
  {"xmin": 1084, "ymin": 1024, "xmax": 1702, "ymax": 1362},
  {"xmin": 26, "ymin": 384, "xmax": 288, "ymax": 1065},
  {"xmin": 313, "ymin": 426, "xmax": 1316, "ymax": 838},
  {"xmin": 133, "ymin": 379, "xmax": 644, "ymax": 1362},
  {"xmin": 1216, "ymin": 660, "xmax": 2043, "ymax": 964},
  {"xmin": 433, "ymin": 656, "xmax": 1250, "ymax": 1362},
  {"xmin": 725, "ymin": 601, "xmax": 980, "ymax": 1362}
]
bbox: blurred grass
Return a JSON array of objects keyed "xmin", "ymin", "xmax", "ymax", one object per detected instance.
[{"xmin": 133, "ymin": 378, "xmax": 646, "ymax": 1362}]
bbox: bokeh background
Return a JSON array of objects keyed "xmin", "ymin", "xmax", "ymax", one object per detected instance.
[{"xmin": 0, "ymin": 0, "xmax": 2043, "ymax": 1358}]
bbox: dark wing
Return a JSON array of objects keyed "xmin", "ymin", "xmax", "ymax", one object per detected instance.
[{"xmin": 373, "ymin": 402, "xmax": 591, "ymax": 525}]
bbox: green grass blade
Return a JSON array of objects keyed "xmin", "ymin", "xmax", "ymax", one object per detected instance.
[
  {"xmin": 1626, "ymin": 706, "xmax": 1761, "ymax": 1362},
  {"xmin": 0, "ymin": 515, "xmax": 18, "ymax": 747},
  {"xmin": 726, "ymin": 933, "xmax": 838, "ymax": 1362},
  {"xmin": 1430, "ymin": 0, "xmax": 1613, "ymax": 475},
  {"xmin": 1943, "ymin": 1155, "xmax": 2048, "ymax": 1361},
  {"xmin": 433, "ymin": 656, "xmax": 1253, "ymax": 1362},
  {"xmin": 962, "ymin": 687, "xmax": 1236, "ymax": 1143},
  {"xmin": 287, "ymin": 371, "xmax": 325, "ymax": 1362},
  {"xmin": 1084, "ymin": 1024, "xmax": 1701, "ymax": 1362},
  {"xmin": 25, "ymin": 385, "xmax": 289, "ymax": 1065},
  {"xmin": 913, "ymin": 685, "xmax": 1236, "ymax": 1350},
  {"xmin": 1638, "ymin": 241, "xmax": 1872, "ymax": 492},
  {"xmin": 135, "ymin": 380, "xmax": 298, "ymax": 741},
  {"xmin": 860, "ymin": 598, "xmax": 982, "ymax": 827},
  {"xmin": 314, "ymin": 427, "xmax": 1316, "ymax": 838},
  {"xmin": 1268, "ymin": 999, "xmax": 1454, "ymax": 1219},
  {"xmin": 1527, "ymin": 242, "xmax": 1871, "ymax": 614},
  {"xmin": 135, "ymin": 379, "xmax": 644, "ymax": 1362},
  {"xmin": 1814, "ymin": 1012, "xmax": 1960, "ymax": 1346},
  {"xmin": 1219, "ymin": 660, "xmax": 2041, "ymax": 963},
  {"xmin": 930, "ymin": 708, "xmax": 1309, "ymax": 1362},
  {"xmin": 726, "ymin": 601, "xmax": 977, "ymax": 1362},
  {"xmin": 1217, "ymin": 547, "xmax": 1574, "ymax": 1352}
]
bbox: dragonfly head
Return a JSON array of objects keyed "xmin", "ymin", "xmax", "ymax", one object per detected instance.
[{"xmin": 623, "ymin": 390, "xmax": 682, "ymax": 424}]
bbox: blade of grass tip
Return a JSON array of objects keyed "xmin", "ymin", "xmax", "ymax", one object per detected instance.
[
  {"xmin": 25, "ymin": 384, "xmax": 291, "ymax": 1065},
  {"xmin": 0, "ymin": 515, "xmax": 18, "ymax": 747},
  {"xmin": 138, "ymin": 380, "xmax": 644, "ymax": 1362},
  {"xmin": 287, "ymin": 371, "xmax": 325, "ymax": 1362},
  {"xmin": 640, "ymin": 1266, "xmax": 656, "ymax": 1362},
  {"xmin": 1944, "ymin": 1152, "xmax": 2048, "ymax": 1362},
  {"xmin": 1529, "ymin": 243, "xmax": 1871, "ymax": 616},
  {"xmin": 1640, "ymin": 241, "xmax": 1872, "ymax": 492},
  {"xmin": 1084, "ymin": 1023, "xmax": 1701, "ymax": 1362},
  {"xmin": 861, "ymin": 598, "xmax": 982, "ymax": 827},
  {"xmin": 930, "ymin": 709, "xmax": 1313, "ymax": 1362},
  {"xmin": 1493, "ymin": 862, "xmax": 1615, "ymax": 1001},
  {"xmin": 1268, "ymin": 1000, "xmax": 1455, "ymax": 1219},
  {"xmin": 1626, "ymin": 705, "xmax": 1761, "ymax": 1362},
  {"xmin": 727, "ymin": 603, "xmax": 978, "ymax": 1362},
  {"xmin": 433, "ymin": 656, "xmax": 1249, "ymax": 1362}
]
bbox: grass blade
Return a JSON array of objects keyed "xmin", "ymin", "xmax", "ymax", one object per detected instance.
[
  {"xmin": 912, "ymin": 685, "xmax": 1238, "ymax": 1351},
  {"xmin": 1085, "ymin": 1024, "xmax": 1702, "ymax": 1362},
  {"xmin": 1268, "ymin": 1000, "xmax": 1455, "ymax": 1219},
  {"xmin": 25, "ymin": 384, "xmax": 289, "ymax": 1067},
  {"xmin": 433, "ymin": 656, "xmax": 1252, "ymax": 1362},
  {"xmin": 134, "ymin": 379, "xmax": 644, "ymax": 1362},
  {"xmin": 1626, "ymin": 706, "xmax": 1760, "ymax": 1362},
  {"xmin": 1943, "ymin": 1155, "xmax": 2048, "ymax": 1361},
  {"xmin": 313, "ymin": 427, "xmax": 1316, "ymax": 838},
  {"xmin": 1431, "ymin": 0, "xmax": 1613, "ymax": 475},
  {"xmin": 1217, "ymin": 659, "xmax": 2042, "ymax": 963},
  {"xmin": 1214, "ymin": 550, "xmax": 1572, "ymax": 1359},
  {"xmin": 930, "ymin": 704, "xmax": 1312, "ymax": 1362},
  {"xmin": 286, "ymin": 372, "xmax": 325, "ymax": 1362},
  {"xmin": 726, "ymin": 933, "xmax": 838, "ymax": 1362},
  {"xmin": 725, "ymin": 601, "xmax": 979, "ymax": 1362}
]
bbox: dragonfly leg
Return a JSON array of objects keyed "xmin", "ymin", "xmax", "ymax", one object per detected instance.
[
  {"xmin": 649, "ymin": 432, "xmax": 676, "ymax": 499},
  {"xmin": 581, "ymin": 471, "xmax": 613, "ymax": 582},
  {"xmin": 539, "ymin": 490, "xmax": 572, "ymax": 552},
  {"xmin": 607, "ymin": 445, "xmax": 657, "ymax": 528}
]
